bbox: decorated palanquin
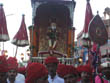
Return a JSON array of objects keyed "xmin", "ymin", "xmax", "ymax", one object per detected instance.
[{"xmin": 29, "ymin": 0, "xmax": 76, "ymax": 57}]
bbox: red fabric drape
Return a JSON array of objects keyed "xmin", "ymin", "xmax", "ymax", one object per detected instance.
[
  {"xmin": 12, "ymin": 15, "xmax": 29, "ymax": 47},
  {"xmin": 0, "ymin": 5, "xmax": 9, "ymax": 41},
  {"xmin": 82, "ymin": 1, "xmax": 93, "ymax": 38}
]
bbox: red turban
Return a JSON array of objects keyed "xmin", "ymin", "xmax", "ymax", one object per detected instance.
[
  {"xmin": 7, "ymin": 57, "xmax": 18, "ymax": 71},
  {"xmin": 45, "ymin": 56, "xmax": 59, "ymax": 64},
  {"xmin": 57, "ymin": 64, "xmax": 66, "ymax": 77},
  {"xmin": 0, "ymin": 55, "xmax": 8, "ymax": 72},
  {"xmin": 18, "ymin": 66, "xmax": 26, "ymax": 75},
  {"xmin": 77, "ymin": 65, "xmax": 83, "ymax": 73},
  {"xmin": 77, "ymin": 65, "xmax": 92, "ymax": 74},
  {"xmin": 57, "ymin": 64, "xmax": 77, "ymax": 78},
  {"xmin": 26, "ymin": 63, "xmax": 48, "ymax": 83}
]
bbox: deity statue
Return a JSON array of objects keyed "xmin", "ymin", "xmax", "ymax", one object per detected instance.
[{"xmin": 47, "ymin": 22, "xmax": 58, "ymax": 52}]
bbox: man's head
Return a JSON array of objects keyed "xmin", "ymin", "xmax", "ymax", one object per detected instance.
[
  {"xmin": 81, "ymin": 71, "xmax": 91, "ymax": 82},
  {"xmin": 0, "ymin": 55, "xmax": 8, "ymax": 83},
  {"xmin": 34, "ymin": 75, "xmax": 48, "ymax": 83},
  {"xmin": 100, "ymin": 57, "xmax": 110, "ymax": 80},
  {"xmin": 77, "ymin": 65, "xmax": 92, "ymax": 83},
  {"xmin": 0, "ymin": 72, "xmax": 7, "ymax": 83},
  {"xmin": 7, "ymin": 69, "xmax": 17, "ymax": 81},
  {"xmin": 50, "ymin": 22, "xmax": 56, "ymax": 30},
  {"xmin": 7, "ymin": 57, "xmax": 18, "ymax": 82},
  {"xmin": 57, "ymin": 64, "xmax": 77, "ymax": 83},
  {"xmin": 64, "ymin": 66, "xmax": 77, "ymax": 83},
  {"xmin": 45, "ymin": 56, "xmax": 59, "ymax": 79},
  {"xmin": 26, "ymin": 62, "xmax": 48, "ymax": 83}
]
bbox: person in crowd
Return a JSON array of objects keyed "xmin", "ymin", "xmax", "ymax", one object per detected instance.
[
  {"xmin": 44, "ymin": 56, "xmax": 64, "ymax": 83},
  {"xmin": 0, "ymin": 55, "xmax": 8, "ymax": 83},
  {"xmin": 7, "ymin": 57, "xmax": 25, "ymax": 83},
  {"xmin": 95, "ymin": 56, "xmax": 110, "ymax": 83},
  {"xmin": 57, "ymin": 64, "xmax": 66, "ymax": 78},
  {"xmin": 77, "ymin": 64, "xmax": 93, "ymax": 83},
  {"xmin": 25, "ymin": 62, "xmax": 48, "ymax": 83},
  {"xmin": 18, "ymin": 66, "xmax": 26, "ymax": 77},
  {"xmin": 57, "ymin": 64, "xmax": 78, "ymax": 83}
]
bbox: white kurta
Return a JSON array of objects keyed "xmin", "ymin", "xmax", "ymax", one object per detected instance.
[
  {"xmin": 48, "ymin": 74, "xmax": 64, "ymax": 83},
  {"xmin": 16, "ymin": 73, "xmax": 25, "ymax": 82},
  {"xmin": 7, "ymin": 79, "xmax": 25, "ymax": 83}
]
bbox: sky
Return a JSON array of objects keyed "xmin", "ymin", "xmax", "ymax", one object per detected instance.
[{"xmin": 0, "ymin": 0, "xmax": 110, "ymax": 61}]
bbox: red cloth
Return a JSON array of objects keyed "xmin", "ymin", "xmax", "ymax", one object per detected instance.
[
  {"xmin": 45, "ymin": 56, "xmax": 59, "ymax": 64},
  {"xmin": 25, "ymin": 63, "xmax": 48, "ymax": 83},
  {"xmin": 12, "ymin": 15, "xmax": 29, "ymax": 47},
  {"xmin": 77, "ymin": 65, "xmax": 92, "ymax": 74},
  {"xmin": 82, "ymin": 0, "xmax": 93, "ymax": 35},
  {"xmin": 91, "ymin": 43, "xmax": 97, "ymax": 52},
  {"xmin": 0, "ymin": 55, "xmax": 8, "ymax": 72},
  {"xmin": 77, "ymin": 65, "xmax": 83, "ymax": 73},
  {"xmin": 57, "ymin": 64, "xmax": 77, "ymax": 78},
  {"xmin": 0, "ymin": 4, "xmax": 10, "ymax": 41},
  {"xmin": 57, "ymin": 64, "xmax": 66, "ymax": 77},
  {"xmin": 7, "ymin": 57, "xmax": 18, "ymax": 71},
  {"xmin": 18, "ymin": 66, "xmax": 26, "ymax": 75}
]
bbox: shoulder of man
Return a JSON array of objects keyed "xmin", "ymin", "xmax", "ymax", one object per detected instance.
[
  {"xmin": 16, "ymin": 73, "xmax": 25, "ymax": 81},
  {"xmin": 15, "ymin": 80, "xmax": 25, "ymax": 83},
  {"xmin": 56, "ymin": 75, "xmax": 64, "ymax": 82},
  {"xmin": 48, "ymin": 75, "xmax": 64, "ymax": 83}
]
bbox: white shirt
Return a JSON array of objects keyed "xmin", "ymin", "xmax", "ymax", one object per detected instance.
[
  {"xmin": 7, "ymin": 73, "xmax": 25, "ymax": 83},
  {"xmin": 16, "ymin": 73, "xmax": 25, "ymax": 82},
  {"xmin": 48, "ymin": 74, "xmax": 64, "ymax": 83},
  {"xmin": 7, "ymin": 79, "xmax": 24, "ymax": 83}
]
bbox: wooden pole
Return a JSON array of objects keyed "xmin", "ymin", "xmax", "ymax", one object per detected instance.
[
  {"xmin": 15, "ymin": 46, "xmax": 18, "ymax": 57},
  {"xmin": 67, "ymin": 29, "xmax": 72, "ymax": 58},
  {"xmin": 3, "ymin": 42, "xmax": 4, "ymax": 50}
]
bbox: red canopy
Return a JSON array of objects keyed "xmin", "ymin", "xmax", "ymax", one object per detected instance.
[
  {"xmin": 81, "ymin": 0, "xmax": 93, "ymax": 39},
  {"xmin": 0, "ymin": 4, "xmax": 10, "ymax": 41},
  {"xmin": 11, "ymin": 15, "xmax": 29, "ymax": 47}
]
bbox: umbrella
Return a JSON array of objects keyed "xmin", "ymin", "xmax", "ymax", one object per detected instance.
[
  {"xmin": 11, "ymin": 15, "xmax": 29, "ymax": 57},
  {"xmin": 79, "ymin": 0, "xmax": 93, "ymax": 66},
  {"xmin": 0, "ymin": 4, "xmax": 10, "ymax": 41},
  {"xmin": 0, "ymin": 4, "xmax": 10, "ymax": 52},
  {"xmin": 81, "ymin": 0, "xmax": 93, "ymax": 40}
]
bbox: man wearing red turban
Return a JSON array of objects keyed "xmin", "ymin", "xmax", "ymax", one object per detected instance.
[
  {"xmin": 7, "ymin": 57, "xmax": 25, "ymax": 83},
  {"xmin": 77, "ymin": 64, "xmax": 93, "ymax": 83},
  {"xmin": 95, "ymin": 56, "xmax": 110, "ymax": 83},
  {"xmin": 57, "ymin": 64, "xmax": 78, "ymax": 83},
  {"xmin": 25, "ymin": 62, "xmax": 48, "ymax": 83},
  {"xmin": 44, "ymin": 56, "xmax": 64, "ymax": 83},
  {"xmin": 0, "ymin": 55, "xmax": 8, "ymax": 83}
]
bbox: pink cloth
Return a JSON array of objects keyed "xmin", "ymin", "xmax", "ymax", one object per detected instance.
[{"xmin": 95, "ymin": 75, "xmax": 109, "ymax": 83}]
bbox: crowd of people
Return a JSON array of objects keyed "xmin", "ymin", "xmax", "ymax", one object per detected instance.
[{"xmin": 0, "ymin": 55, "xmax": 110, "ymax": 83}]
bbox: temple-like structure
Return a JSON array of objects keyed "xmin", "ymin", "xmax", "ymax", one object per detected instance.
[{"xmin": 29, "ymin": 0, "xmax": 76, "ymax": 64}]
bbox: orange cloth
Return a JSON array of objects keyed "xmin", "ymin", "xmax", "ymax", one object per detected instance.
[
  {"xmin": 0, "ymin": 55, "xmax": 8, "ymax": 72},
  {"xmin": 26, "ymin": 63, "xmax": 48, "ymax": 83},
  {"xmin": 45, "ymin": 56, "xmax": 59, "ymax": 64}
]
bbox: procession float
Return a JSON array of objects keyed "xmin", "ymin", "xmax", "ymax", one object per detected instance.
[{"xmin": 28, "ymin": 0, "xmax": 76, "ymax": 65}]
